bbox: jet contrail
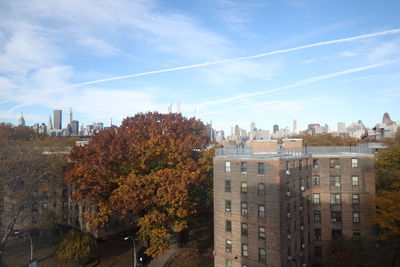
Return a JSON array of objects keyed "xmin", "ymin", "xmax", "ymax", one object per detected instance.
[
  {"xmin": 197, "ymin": 59, "xmax": 400, "ymax": 107},
  {"xmin": 67, "ymin": 29, "xmax": 400, "ymax": 88}
]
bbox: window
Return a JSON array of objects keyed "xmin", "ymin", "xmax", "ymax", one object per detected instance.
[
  {"xmin": 352, "ymin": 176, "xmax": 359, "ymax": 186},
  {"xmin": 257, "ymin": 183, "xmax": 265, "ymax": 196},
  {"xmin": 259, "ymin": 226, "xmax": 266, "ymax": 239},
  {"xmin": 353, "ymin": 230, "xmax": 361, "ymax": 239},
  {"xmin": 225, "ymin": 180, "xmax": 231, "ymax": 192},
  {"xmin": 241, "ymin": 223, "xmax": 248, "ymax": 236},
  {"xmin": 315, "ymin": 246, "xmax": 322, "ymax": 258},
  {"xmin": 330, "ymin": 176, "xmax": 341, "ymax": 187},
  {"xmin": 353, "ymin": 212, "xmax": 360, "ymax": 223},
  {"xmin": 314, "ymin": 228, "xmax": 321, "ymax": 240},
  {"xmin": 332, "ymin": 229, "xmax": 342, "ymax": 239},
  {"xmin": 313, "ymin": 193, "xmax": 320, "ymax": 205},
  {"xmin": 242, "ymin": 243, "xmax": 249, "ymax": 257},
  {"xmin": 226, "ymin": 260, "xmax": 232, "ymax": 267},
  {"xmin": 258, "ymin": 205, "xmax": 265, "ymax": 218},
  {"xmin": 352, "ymin": 194, "xmax": 360, "ymax": 205},
  {"xmin": 241, "ymin": 182, "xmax": 248, "ymax": 194},
  {"xmin": 241, "ymin": 162, "xmax": 248, "ymax": 173},
  {"xmin": 331, "ymin": 211, "xmax": 342, "ymax": 223},
  {"xmin": 226, "ymin": 240, "xmax": 232, "ymax": 252},
  {"xmin": 313, "ymin": 159, "xmax": 319, "ymax": 168},
  {"xmin": 225, "ymin": 220, "xmax": 232, "ymax": 232},
  {"xmin": 259, "ymin": 248, "xmax": 266, "ymax": 263},
  {"xmin": 314, "ymin": 211, "xmax": 321, "ymax": 222},
  {"xmin": 225, "ymin": 200, "xmax": 231, "ymax": 212},
  {"xmin": 330, "ymin": 158, "xmax": 340, "ymax": 168},
  {"xmin": 62, "ymin": 189, "xmax": 68, "ymax": 197},
  {"xmin": 241, "ymin": 202, "xmax": 248, "ymax": 216},
  {"xmin": 352, "ymin": 158, "xmax": 358, "ymax": 168},
  {"xmin": 306, "ymin": 159, "xmax": 309, "ymax": 169},
  {"xmin": 63, "ymin": 201, "xmax": 67, "ymax": 208},
  {"xmin": 299, "ymin": 159, "xmax": 303, "ymax": 170},
  {"xmin": 330, "ymin": 194, "xmax": 341, "ymax": 205},
  {"xmin": 313, "ymin": 176, "xmax": 320, "ymax": 186},
  {"xmin": 258, "ymin": 162, "xmax": 265, "ymax": 174},
  {"xmin": 285, "ymin": 161, "xmax": 289, "ymax": 170},
  {"xmin": 42, "ymin": 202, "xmax": 48, "ymax": 211},
  {"xmin": 225, "ymin": 161, "xmax": 231, "ymax": 172}
]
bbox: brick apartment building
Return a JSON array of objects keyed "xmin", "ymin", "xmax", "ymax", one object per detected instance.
[{"xmin": 214, "ymin": 139, "xmax": 376, "ymax": 267}]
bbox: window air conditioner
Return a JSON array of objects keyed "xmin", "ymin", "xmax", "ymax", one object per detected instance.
[
  {"xmin": 288, "ymin": 256, "xmax": 292, "ymax": 261},
  {"xmin": 286, "ymin": 170, "xmax": 291, "ymax": 175},
  {"xmin": 299, "ymin": 206, "xmax": 304, "ymax": 211},
  {"xmin": 287, "ymin": 213, "xmax": 291, "ymax": 218},
  {"xmin": 302, "ymin": 264, "xmax": 307, "ymax": 267},
  {"xmin": 300, "ymin": 186, "xmax": 305, "ymax": 191},
  {"xmin": 300, "ymin": 225, "xmax": 304, "ymax": 231},
  {"xmin": 287, "ymin": 234, "xmax": 291, "ymax": 240},
  {"xmin": 301, "ymin": 244, "xmax": 305, "ymax": 249},
  {"xmin": 286, "ymin": 191, "xmax": 291, "ymax": 197}
]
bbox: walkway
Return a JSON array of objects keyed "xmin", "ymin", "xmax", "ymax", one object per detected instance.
[{"xmin": 147, "ymin": 243, "xmax": 178, "ymax": 267}]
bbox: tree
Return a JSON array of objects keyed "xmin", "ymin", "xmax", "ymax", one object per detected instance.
[
  {"xmin": 0, "ymin": 124, "xmax": 66, "ymax": 267},
  {"xmin": 56, "ymin": 229, "xmax": 95, "ymax": 264},
  {"xmin": 64, "ymin": 112, "xmax": 211, "ymax": 257},
  {"xmin": 291, "ymin": 133, "xmax": 363, "ymax": 146},
  {"xmin": 372, "ymin": 133, "xmax": 400, "ymax": 266}
]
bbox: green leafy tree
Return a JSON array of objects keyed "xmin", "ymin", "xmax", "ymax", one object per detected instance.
[
  {"xmin": 56, "ymin": 229, "xmax": 95, "ymax": 264},
  {"xmin": 372, "ymin": 132, "xmax": 400, "ymax": 266}
]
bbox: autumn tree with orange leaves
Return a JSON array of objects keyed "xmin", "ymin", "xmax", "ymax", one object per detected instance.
[{"xmin": 64, "ymin": 112, "xmax": 213, "ymax": 257}]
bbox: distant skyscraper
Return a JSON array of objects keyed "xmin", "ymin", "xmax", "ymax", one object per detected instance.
[
  {"xmin": 71, "ymin": 120, "xmax": 79, "ymax": 136},
  {"xmin": 48, "ymin": 115, "xmax": 53, "ymax": 130},
  {"xmin": 168, "ymin": 103, "xmax": 172, "ymax": 113},
  {"xmin": 176, "ymin": 101, "xmax": 181, "ymax": 113},
  {"xmin": 54, "ymin": 110, "xmax": 62, "ymax": 130},
  {"xmin": 273, "ymin": 124, "xmax": 279, "ymax": 133},
  {"xmin": 293, "ymin": 119, "xmax": 297, "ymax": 133},
  {"xmin": 234, "ymin": 125, "xmax": 240, "ymax": 136},
  {"xmin": 250, "ymin": 122, "xmax": 256, "ymax": 131},
  {"xmin": 18, "ymin": 112, "xmax": 25, "ymax": 127},
  {"xmin": 67, "ymin": 108, "xmax": 72, "ymax": 125}
]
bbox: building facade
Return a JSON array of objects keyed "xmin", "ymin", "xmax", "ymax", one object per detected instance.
[
  {"xmin": 54, "ymin": 110, "xmax": 62, "ymax": 130},
  {"xmin": 214, "ymin": 140, "xmax": 376, "ymax": 267}
]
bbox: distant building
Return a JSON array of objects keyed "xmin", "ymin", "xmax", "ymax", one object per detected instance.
[
  {"xmin": 48, "ymin": 116, "xmax": 53, "ymax": 130},
  {"xmin": 67, "ymin": 108, "xmax": 73, "ymax": 126},
  {"xmin": 293, "ymin": 120, "xmax": 297, "ymax": 133},
  {"xmin": 337, "ymin": 122, "xmax": 346, "ymax": 133},
  {"xmin": 273, "ymin": 124, "xmax": 279, "ymax": 133},
  {"xmin": 250, "ymin": 122, "xmax": 257, "ymax": 132},
  {"xmin": 54, "ymin": 110, "xmax": 62, "ymax": 130},
  {"xmin": 71, "ymin": 120, "xmax": 79, "ymax": 136},
  {"xmin": 18, "ymin": 113, "xmax": 25, "ymax": 127}
]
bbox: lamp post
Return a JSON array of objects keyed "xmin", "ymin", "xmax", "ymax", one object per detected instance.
[{"xmin": 124, "ymin": 236, "xmax": 136, "ymax": 267}]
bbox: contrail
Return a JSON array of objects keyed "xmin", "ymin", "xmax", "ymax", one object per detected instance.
[
  {"xmin": 67, "ymin": 29, "xmax": 400, "ymax": 88},
  {"xmin": 198, "ymin": 59, "xmax": 400, "ymax": 107}
]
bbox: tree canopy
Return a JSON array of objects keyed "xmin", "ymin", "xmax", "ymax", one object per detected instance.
[
  {"xmin": 64, "ymin": 112, "xmax": 212, "ymax": 257},
  {"xmin": 0, "ymin": 124, "xmax": 67, "ymax": 267}
]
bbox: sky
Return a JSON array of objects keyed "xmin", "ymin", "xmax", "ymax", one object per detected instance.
[{"xmin": 1, "ymin": 0, "xmax": 400, "ymax": 134}]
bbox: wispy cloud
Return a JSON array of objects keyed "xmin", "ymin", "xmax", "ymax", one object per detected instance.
[
  {"xmin": 197, "ymin": 60, "xmax": 400, "ymax": 107},
  {"xmin": 64, "ymin": 29, "xmax": 400, "ymax": 88}
]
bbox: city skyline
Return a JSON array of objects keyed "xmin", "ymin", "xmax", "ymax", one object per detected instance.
[{"xmin": 1, "ymin": 0, "xmax": 400, "ymax": 134}]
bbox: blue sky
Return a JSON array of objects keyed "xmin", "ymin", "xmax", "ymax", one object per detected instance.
[{"xmin": 1, "ymin": 0, "xmax": 399, "ymax": 133}]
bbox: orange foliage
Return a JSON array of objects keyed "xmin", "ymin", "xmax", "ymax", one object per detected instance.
[{"xmin": 64, "ymin": 112, "xmax": 211, "ymax": 256}]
